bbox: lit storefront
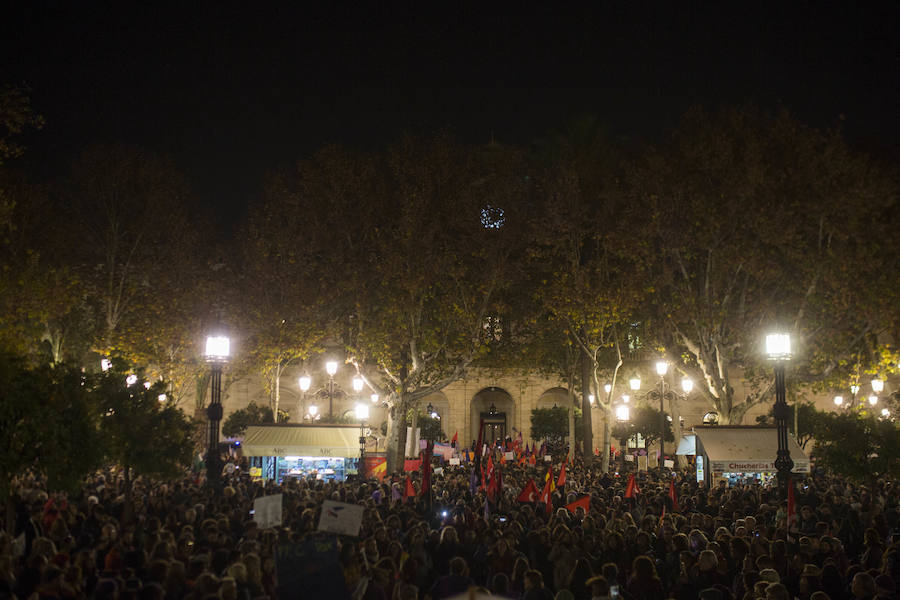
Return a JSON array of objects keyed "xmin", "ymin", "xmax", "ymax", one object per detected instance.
[
  {"xmin": 676, "ymin": 426, "xmax": 809, "ymax": 487},
  {"xmin": 241, "ymin": 424, "xmax": 362, "ymax": 482}
]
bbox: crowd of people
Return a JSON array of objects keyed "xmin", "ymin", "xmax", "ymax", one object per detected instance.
[{"xmin": 1, "ymin": 450, "xmax": 898, "ymax": 600}]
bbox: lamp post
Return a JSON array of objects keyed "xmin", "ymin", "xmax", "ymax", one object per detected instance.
[
  {"xmin": 204, "ymin": 334, "xmax": 230, "ymax": 484},
  {"xmin": 655, "ymin": 361, "xmax": 669, "ymax": 464},
  {"xmin": 298, "ymin": 375, "xmax": 311, "ymax": 421},
  {"xmin": 616, "ymin": 402, "xmax": 630, "ymax": 472},
  {"xmin": 766, "ymin": 332, "xmax": 793, "ymax": 500},
  {"xmin": 326, "ymin": 360, "xmax": 338, "ymax": 418},
  {"xmin": 356, "ymin": 403, "xmax": 369, "ymax": 478}
]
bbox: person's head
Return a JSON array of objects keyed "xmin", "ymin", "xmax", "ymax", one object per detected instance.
[
  {"xmin": 449, "ymin": 557, "xmax": 467, "ymax": 577},
  {"xmin": 601, "ymin": 562, "xmax": 619, "ymax": 583},
  {"xmin": 698, "ymin": 549, "xmax": 718, "ymax": 571},
  {"xmin": 524, "ymin": 569, "xmax": 544, "ymax": 590},
  {"xmin": 851, "ymin": 572, "xmax": 876, "ymax": 598},
  {"xmin": 490, "ymin": 572, "xmax": 509, "ymax": 594},
  {"xmin": 586, "ymin": 575, "xmax": 609, "ymax": 596},
  {"xmin": 630, "ymin": 555, "xmax": 658, "ymax": 581}
]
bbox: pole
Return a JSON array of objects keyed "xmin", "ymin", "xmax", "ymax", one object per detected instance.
[
  {"xmin": 328, "ymin": 376, "xmax": 334, "ymax": 418},
  {"xmin": 359, "ymin": 421, "xmax": 366, "ymax": 480},
  {"xmin": 207, "ymin": 363, "xmax": 224, "ymax": 484},
  {"xmin": 659, "ymin": 377, "xmax": 666, "ymax": 467},
  {"xmin": 773, "ymin": 362, "xmax": 793, "ymax": 500}
]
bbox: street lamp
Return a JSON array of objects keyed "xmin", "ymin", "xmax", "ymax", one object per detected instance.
[
  {"xmin": 833, "ymin": 395, "xmax": 844, "ymax": 407},
  {"xmin": 616, "ymin": 402, "xmax": 630, "ymax": 472},
  {"xmin": 629, "ymin": 373, "xmax": 641, "ymax": 392},
  {"xmin": 356, "ymin": 403, "xmax": 369, "ymax": 478},
  {"xmin": 868, "ymin": 395, "xmax": 879, "ymax": 406},
  {"xmin": 204, "ymin": 334, "xmax": 230, "ymax": 484},
  {"xmin": 655, "ymin": 361, "xmax": 668, "ymax": 465},
  {"xmin": 681, "ymin": 378, "xmax": 693, "ymax": 394},
  {"xmin": 325, "ymin": 360, "xmax": 339, "ymax": 418},
  {"xmin": 871, "ymin": 378, "xmax": 884, "ymax": 393},
  {"xmin": 298, "ymin": 375, "xmax": 311, "ymax": 421},
  {"xmin": 370, "ymin": 393, "xmax": 380, "ymax": 404},
  {"xmin": 765, "ymin": 332, "xmax": 793, "ymax": 500}
]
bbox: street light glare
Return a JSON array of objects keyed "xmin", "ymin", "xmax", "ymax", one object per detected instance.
[
  {"xmin": 325, "ymin": 361, "xmax": 338, "ymax": 377},
  {"xmin": 868, "ymin": 395, "xmax": 878, "ymax": 406},
  {"xmin": 353, "ymin": 376, "xmax": 364, "ymax": 392},
  {"xmin": 604, "ymin": 383, "xmax": 612, "ymax": 394},
  {"xmin": 765, "ymin": 333, "xmax": 791, "ymax": 360},
  {"xmin": 616, "ymin": 404, "xmax": 630, "ymax": 421},
  {"xmin": 205, "ymin": 335, "xmax": 230, "ymax": 360},
  {"xmin": 629, "ymin": 373, "xmax": 641, "ymax": 391},
  {"xmin": 656, "ymin": 361, "xmax": 668, "ymax": 376},
  {"xmin": 871, "ymin": 378, "xmax": 884, "ymax": 393},
  {"xmin": 370, "ymin": 393, "xmax": 380, "ymax": 404},
  {"xmin": 308, "ymin": 404, "xmax": 318, "ymax": 416},
  {"xmin": 298, "ymin": 375, "xmax": 311, "ymax": 392},
  {"xmin": 355, "ymin": 404, "xmax": 369, "ymax": 420},
  {"xmin": 833, "ymin": 395, "xmax": 843, "ymax": 406},
  {"xmin": 681, "ymin": 378, "xmax": 693, "ymax": 393}
]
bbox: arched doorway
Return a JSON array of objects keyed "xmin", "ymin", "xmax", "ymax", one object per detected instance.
[{"xmin": 471, "ymin": 387, "xmax": 514, "ymax": 447}]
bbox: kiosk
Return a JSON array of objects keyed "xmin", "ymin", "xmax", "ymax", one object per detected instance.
[
  {"xmin": 676, "ymin": 426, "xmax": 809, "ymax": 487},
  {"xmin": 241, "ymin": 424, "xmax": 362, "ymax": 482}
]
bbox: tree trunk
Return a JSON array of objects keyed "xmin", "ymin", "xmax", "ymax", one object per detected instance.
[
  {"xmin": 273, "ymin": 367, "xmax": 281, "ymax": 420},
  {"xmin": 601, "ymin": 407, "xmax": 611, "ymax": 473},
  {"xmin": 386, "ymin": 395, "xmax": 410, "ymax": 474},
  {"xmin": 567, "ymin": 399, "xmax": 575, "ymax": 461},
  {"xmin": 581, "ymin": 346, "xmax": 594, "ymax": 466}
]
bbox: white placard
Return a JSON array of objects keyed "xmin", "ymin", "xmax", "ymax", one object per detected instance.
[
  {"xmin": 638, "ymin": 455, "xmax": 648, "ymax": 471},
  {"xmin": 624, "ymin": 454, "xmax": 634, "ymax": 462},
  {"xmin": 664, "ymin": 459, "xmax": 674, "ymax": 469},
  {"xmin": 544, "ymin": 455, "xmax": 552, "ymax": 462},
  {"xmin": 253, "ymin": 494, "xmax": 283, "ymax": 529},
  {"xmin": 504, "ymin": 452, "xmax": 514, "ymax": 460},
  {"xmin": 317, "ymin": 500, "xmax": 365, "ymax": 536},
  {"xmin": 433, "ymin": 467, "xmax": 443, "ymax": 475},
  {"xmin": 449, "ymin": 458, "xmax": 460, "ymax": 466}
]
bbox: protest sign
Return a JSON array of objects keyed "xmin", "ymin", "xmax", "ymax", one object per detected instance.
[{"xmin": 317, "ymin": 500, "xmax": 365, "ymax": 537}]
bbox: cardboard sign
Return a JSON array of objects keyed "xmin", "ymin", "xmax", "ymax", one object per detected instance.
[
  {"xmin": 449, "ymin": 458, "xmax": 460, "ymax": 466},
  {"xmin": 624, "ymin": 454, "xmax": 634, "ymax": 462},
  {"xmin": 254, "ymin": 494, "xmax": 283, "ymax": 529},
  {"xmin": 433, "ymin": 467, "xmax": 443, "ymax": 475},
  {"xmin": 544, "ymin": 455, "xmax": 552, "ymax": 462},
  {"xmin": 504, "ymin": 452, "xmax": 514, "ymax": 460},
  {"xmin": 249, "ymin": 467, "xmax": 262, "ymax": 478},
  {"xmin": 317, "ymin": 500, "xmax": 365, "ymax": 537},
  {"xmin": 664, "ymin": 459, "xmax": 675, "ymax": 469}
]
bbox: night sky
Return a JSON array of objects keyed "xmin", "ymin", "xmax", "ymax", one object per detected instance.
[{"xmin": 3, "ymin": 3, "xmax": 899, "ymax": 228}]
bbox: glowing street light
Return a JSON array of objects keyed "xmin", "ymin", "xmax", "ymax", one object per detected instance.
[
  {"xmin": 204, "ymin": 333, "xmax": 230, "ymax": 484},
  {"xmin": 871, "ymin": 378, "xmax": 884, "ymax": 393},
  {"xmin": 765, "ymin": 331, "xmax": 793, "ymax": 500},
  {"xmin": 681, "ymin": 378, "xmax": 694, "ymax": 394},
  {"xmin": 629, "ymin": 373, "xmax": 641, "ymax": 391},
  {"xmin": 833, "ymin": 395, "xmax": 844, "ymax": 407},
  {"xmin": 868, "ymin": 395, "xmax": 879, "ymax": 406}
]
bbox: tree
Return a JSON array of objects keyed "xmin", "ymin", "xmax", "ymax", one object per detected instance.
[
  {"xmin": 812, "ymin": 411, "xmax": 900, "ymax": 485},
  {"xmin": 611, "ymin": 404, "xmax": 673, "ymax": 453},
  {"xmin": 531, "ymin": 407, "xmax": 570, "ymax": 448},
  {"xmin": 267, "ymin": 139, "xmax": 527, "ymax": 473},
  {"xmin": 222, "ymin": 402, "xmax": 280, "ymax": 438},
  {"xmin": 94, "ymin": 359, "xmax": 193, "ymax": 522},
  {"xmin": 756, "ymin": 400, "xmax": 819, "ymax": 450},
  {"xmin": 0, "ymin": 84, "xmax": 43, "ymax": 165},
  {"xmin": 529, "ymin": 117, "xmax": 644, "ymax": 469},
  {"xmin": 632, "ymin": 106, "xmax": 898, "ymax": 423},
  {"xmin": 412, "ymin": 411, "xmax": 445, "ymax": 443},
  {"xmin": 0, "ymin": 352, "xmax": 103, "ymax": 530}
]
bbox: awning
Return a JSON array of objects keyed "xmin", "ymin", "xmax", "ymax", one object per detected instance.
[
  {"xmin": 241, "ymin": 425, "xmax": 361, "ymax": 458},
  {"xmin": 690, "ymin": 427, "xmax": 809, "ymax": 473},
  {"xmin": 675, "ymin": 434, "xmax": 696, "ymax": 455}
]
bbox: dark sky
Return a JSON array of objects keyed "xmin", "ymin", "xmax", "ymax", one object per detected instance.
[{"xmin": 3, "ymin": 2, "xmax": 899, "ymax": 226}]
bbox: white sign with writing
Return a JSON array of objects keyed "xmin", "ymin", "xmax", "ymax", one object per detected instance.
[
  {"xmin": 664, "ymin": 459, "xmax": 675, "ymax": 469},
  {"xmin": 544, "ymin": 455, "xmax": 552, "ymax": 462},
  {"xmin": 253, "ymin": 494, "xmax": 283, "ymax": 529},
  {"xmin": 624, "ymin": 454, "xmax": 634, "ymax": 462},
  {"xmin": 504, "ymin": 452, "xmax": 514, "ymax": 460},
  {"xmin": 449, "ymin": 458, "xmax": 460, "ymax": 466},
  {"xmin": 317, "ymin": 500, "xmax": 365, "ymax": 537}
]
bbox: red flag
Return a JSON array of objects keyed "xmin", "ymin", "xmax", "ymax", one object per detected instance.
[
  {"xmin": 404, "ymin": 477, "xmax": 416, "ymax": 500},
  {"xmin": 787, "ymin": 476, "xmax": 797, "ymax": 536},
  {"xmin": 564, "ymin": 495, "xmax": 590, "ymax": 514},
  {"xmin": 624, "ymin": 474, "xmax": 640, "ymax": 498},
  {"xmin": 484, "ymin": 454, "xmax": 494, "ymax": 491},
  {"xmin": 539, "ymin": 475, "xmax": 553, "ymax": 515},
  {"xmin": 556, "ymin": 461, "xmax": 567, "ymax": 489},
  {"xmin": 528, "ymin": 454, "xmax": 536, "ymax": 466},
  {"xmin": 668, "ymin": 479, "xmax": 680, "ymax": 512},
  {"xmin": 517, "ymin": 479, "xmax": 539, "ymax": 503},
  {"xmin": 451, "ymin": 431, "xmax": 458, "ymax": 446}
]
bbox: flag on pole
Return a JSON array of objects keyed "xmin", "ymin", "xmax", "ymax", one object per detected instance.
[
  {"xmin": 545, "ymin": 466, "xmax": 556, "ymax": 493},
  {"xmin": 420, "ymin": 443, "xmax": 433, "ymax": 499},
  {"xmin": 556, "ymin": 460, "xmax": 567, "ymax": 489},
  {"xmin": 624, "ymin": 473, "xmax": 640, "ymax": 499},
  {"xmin": 539, "ymin": 474, "xmax": 553, "ymax": 515},
  {"xmin": 517, "ymin": 478, "xmax": 539, "ymax": 503},
  {"xmin": 404, "ymin": 477, "xmax": 416, "ymax": 501},
  {"xmin": 451, "ymin": 431, "xmax": 458, "ymax": 447},
  {"xmin": 564, "ymin": 495, "xmax": 590, "ymax": 514},
  {"xmin": 668, "ymin": 479, "xmax": 680, "ymax": 512}
]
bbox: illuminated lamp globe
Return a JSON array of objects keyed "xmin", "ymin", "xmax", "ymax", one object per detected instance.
[
  {"xmin": 681, "ymin": 378, "xmax": 693, "ymax": 394},
  {"xmin": 325, "ymin": 361, "xmax": 338, "ymax": 377},
  {"xmin": 298, "ymin": 375, "xmax": 311, "ymax": 392},
  {"xmin": 868, "ymin": 395, "xmax": 878, "ymax": 406},
  {"xmin": 765, "ymin": 333, "xmax": 791, "ymax": 361},
  {"xmin": 833, "ymin": 395, "xmax": 843, "ymax": 406},
  {"xmin": 871, "ymin": 378, "xmax": 884, "ymax": 393},
  {"xmin": 353, "ymin": 376, "xmax": 364, "ymax": 392},
  {"xmin": 656, "ymin": 361, "xmax": 669, "ymax": 376}
]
